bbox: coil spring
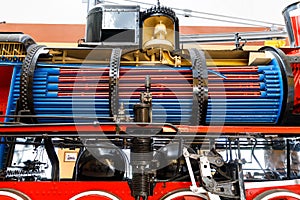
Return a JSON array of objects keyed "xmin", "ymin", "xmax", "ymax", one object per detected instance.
[
  {"xmin": 132, "ymin": 173, "xmax": 150, "ymax": 199},
  {"xmin": 131, "ymin": 137, "xmax": 153, "ymax": 199}
]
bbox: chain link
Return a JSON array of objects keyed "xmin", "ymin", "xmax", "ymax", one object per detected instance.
[
  {"xmin": 18, "ymin": 45, "xmax": 46, "ymax": 117},
  {"xmin": 189, "ymin": 48, "xmax": 208, "ymax": 125},
  {"xmin": 109, "ymin": 48, "xmax": 122, "ymax": 117}
]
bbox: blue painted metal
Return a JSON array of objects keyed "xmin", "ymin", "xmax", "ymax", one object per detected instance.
[
  {"xmin": 8, "ymin": 64, "xmax": 111, "ymax": 123},
  {"xmin": 206, "ymin": 58, "xmax": 284, "ymax": 124},
  {"xmin": 5, "ymin": 58, "xmax": 285, "ymax": 125},
  {"xmin": 118, "ymin": 66, "xmax": 193, "ymax": 124}
]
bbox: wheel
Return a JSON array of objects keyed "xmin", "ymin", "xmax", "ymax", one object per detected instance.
[
  {"xmin": 0, "ymin": 188, "xmax": 31, "ymax": 200},
  {"xmin": 161, "ymin": 190, "xmax": 208, "ymax": 200},
  {"xmin": 69, "ymin": 190, "xmax": 120, "ymax": 200},
  {"xmin": 253, "ymin": 189, "xmax": 300, "ymax": 200}
]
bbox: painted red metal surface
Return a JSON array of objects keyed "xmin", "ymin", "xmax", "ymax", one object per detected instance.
[
  {"xmin": 0, "ymin": 181, "xmax": 299, "ymax": 200},
  {"xmin": 280, "ymin": 48, "xmax": 300, "ymax": 114},
  {"xmin": 1, "ymin": 124, "xmax": 300, "ymax": 135},
  {"xmin": 0, "ymin": 66, "xmax": 13, "ymax": 122},
  {"xmin": 291, "ymin": 15, "xmax": 300, "ymax": 47},
  {"xmin": 291, "ymin": 61, "xmax": 300, "ymax": 114},
  {"xmin": 245, "ymin": 180, "xmax": 300, "ymax": 200},
  {"xmin": 0, "ymin": 182, "xmax": 192, "ymax": 200}
]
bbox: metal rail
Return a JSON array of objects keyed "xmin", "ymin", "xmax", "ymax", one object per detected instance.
[{"xmin": 180, "ymin": 30, "xmax": 287, "ymax": 43}]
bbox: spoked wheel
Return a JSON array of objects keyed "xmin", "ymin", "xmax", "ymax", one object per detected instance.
[
  {"xmin": 0, "ymin": 188, "xmax": 31, "ymax": 200},
  {"xmin": 69, "ymin": 191, "xmax": 120, "ymax": 200},
  {"xmin": 253, "ymin": 189, "xmax": 300, "ymax": 200},
  {"xmin": 161, "ymin": 190, "xmax": 208, "ymax": 200}
]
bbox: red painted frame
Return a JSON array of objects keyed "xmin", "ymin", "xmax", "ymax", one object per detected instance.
[
  {"xmin": 0, "ymin": 181, "xmax": 299, "ymax": 199},
  {"xmin": 0, "ymin": 124, "xmax": 300, "ymax": 135}
]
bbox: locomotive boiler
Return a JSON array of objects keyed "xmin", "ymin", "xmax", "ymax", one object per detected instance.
[
  {"xmin": 3, "ymin": 5, "xmax": 295, "ymax": 126},
  {"xmin": 0, "ymin": 1, "xmax": 300, "ymax": 200}
]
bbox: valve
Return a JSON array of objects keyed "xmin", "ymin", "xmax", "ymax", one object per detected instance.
[
  {"xmin": 134, "ymin": 76, "xmax": 152, "ymax": 123},
  {"xmin": 234, "ymin": 33, "xmax": 247, "ymax": 50}
]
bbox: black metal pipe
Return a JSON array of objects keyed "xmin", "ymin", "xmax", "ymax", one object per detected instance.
[
  {"xmin": 0, "ymin": 33, "xmax": 36, "ymax": 50},
  {"xmin": 44, "ymin": 138, "xmax": 60, "ymax": 181}
]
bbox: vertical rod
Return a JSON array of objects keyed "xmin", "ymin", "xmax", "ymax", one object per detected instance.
[
  {"xmin": 236, "ymin": 138, "xmax": 246, "ymax": 200},
  {"xmin": 183, "ymin": 147, "xmax": 197, "ymax": 188},
  {"xmin": 287, "ymin": 139, "xmax": 291, "ymax": 179},
  {"xmin": 229, "ymin": 139, "xmax": 233, "ymax": 161},
  {"xmin": 44, "ymin": 138, "xmax": 60, "ymax": 181}
]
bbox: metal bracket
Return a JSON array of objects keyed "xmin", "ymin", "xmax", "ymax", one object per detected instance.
[
  {"xmin": 183, "ymin": 147, "xmax": 220, "ymax": 200},
  {"xmin": 113, "ymin": 102, "xmax": 131, "ymax": 122},
  {"xmin": 287, "ymin": 56, "xmax": 300, "ymax": 63},
  {"xmin": 183, "ymin": 147, "xmax": 241, "ymax": 199}
]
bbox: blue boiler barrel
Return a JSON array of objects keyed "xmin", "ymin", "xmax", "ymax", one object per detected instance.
[{"xmin": 5, "ymin": 49, "xmax": 292, "ymax": 125}]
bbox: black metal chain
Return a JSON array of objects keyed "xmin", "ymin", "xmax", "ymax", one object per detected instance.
[
  {"xmin": 109, "ymin": 48, "xmax": 122, "ymax": 117},
  {"xmin": 188, "ymin": 48, "xmax": 208, "ymax": 125}
]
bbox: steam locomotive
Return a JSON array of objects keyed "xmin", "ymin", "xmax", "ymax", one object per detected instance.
[{"xmin": 0, "ymin": 1, "xmax": 300, "ymax": 199}]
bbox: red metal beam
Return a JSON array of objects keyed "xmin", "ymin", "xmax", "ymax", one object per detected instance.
[
  {"xmin": 177, "ymin": 125, "xmax": 300, "ymax": 134},
  {"xmin": 0, "ymin": 124, "xmax": 300, "ymax": 135}
]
